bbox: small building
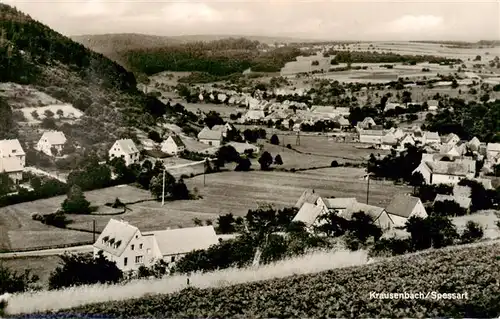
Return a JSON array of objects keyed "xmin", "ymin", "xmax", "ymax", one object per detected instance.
[
  {"xmin": 427, "ymin": 99, "xmax": 439, "ymax": 111},
  {"xmin": 468, "ymin": 137, "xmax": 481, "ymax": 152},
  {"xmin": 424, "ymin": 132, "xmax": 441, "ymax": 145},
  {"xmin": 93, "ymin": 219, "xmax": 219, "ymax": 272},
  {"xmin": 398, "ymin": 134, "xmax": 416, "ymax": 149},
  {"xmin": 0, "ymin": 139, "xmax": 25, "ymax": 167},
  {"xmin": 385, "ymin": 194, "xmax": 428, "ymax": 228},
  {"xmin": 0, "ymin": 157, "xmax": 23, "ymax": 183},
  {"xmin": 413, "ymin": 161, "xmax": 471, "ymax": 185},
  {"xmin": 211, "ymin": 124, "xmax": 233, "ymax": 138},
  {"xmin": 292, "ymin": 202, "xmax": 325, "ymax": 229},
  {"xmin": 161, "ymin": 135, "xmax": 186, "ymax": 155},
  {"xmin": 36, "ymin": 131, "xmax": 67, "ymax": 157},
  {"xmin": 357, "ymin": 117, "xmax": 376, "ymax": 129},
  {"xmin": 197, "ymin": 127, "xmax": 223, "ymax": 147},
  {"xmin": 109, "ymin": 139, "xmax": 140, "ymax": 166},
  {"xmin": 486, "ymin": 143, "xmax": 500, "ymax": 159},
  {"xmin": 359, "ymin": 129, "xmax": 385, "ymax": 144},
  {"xmin": 441, "ymin": 133, "xmax": 460, "ymax": 146}
]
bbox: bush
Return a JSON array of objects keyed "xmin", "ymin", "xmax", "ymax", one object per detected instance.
[
  {"xmin": 460, "ymin": 221, "xmax": 484, "ymax": 244},
  {"xmin": 331, "ymin": 160, "xmax": 339, "ymax": 167},
  {"xmin": 270, "ymin": 134, "xmax": 280, "ymax": 145},
  {"xmin": 286, "ymin": 144, "xmax": 292, "ymax": 149},
  {"xmin": 32, "ymin": 212, "xmax": 70, "ymax": 228}
]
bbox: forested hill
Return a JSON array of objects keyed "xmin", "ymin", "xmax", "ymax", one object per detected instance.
[{"xmin": 0, "ymin": 4, "xmax": 175, "ymax": 145}]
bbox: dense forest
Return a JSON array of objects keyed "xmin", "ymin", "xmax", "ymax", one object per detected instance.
[
  {"xmin": 327, "ymin": 50, "xmax": 462, "ymax": 64},
  {"xmin": 424, "ymin": 99, "xmax": 500, "ymax": 142},
  {"xmin": 0, "ymin": 4, "xmax": 177, "ymax": 145},
  {"xmin": 119, "ymin": 38, "xmax": 302, "ymax": 76}
]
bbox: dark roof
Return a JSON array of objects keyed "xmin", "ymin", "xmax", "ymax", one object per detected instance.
[
  {"xmin": 385, "ymin": 194, "xmax": 421, "ymax": 218},
  {"xmin": 171, "ymin": 135, "xmax": 185, "ymax": 147}
]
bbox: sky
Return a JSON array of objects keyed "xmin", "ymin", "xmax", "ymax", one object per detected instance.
[{"xmin": 2, "ymin": 0, "xmax": 500, "ymax": 41}]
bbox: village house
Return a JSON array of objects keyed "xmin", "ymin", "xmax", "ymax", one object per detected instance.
[
  {"xmin": 332, "ymin": 115, "xmax": 350, "ymax": 128},
  {"xmin": 35, "ymin": 131, "xmax": 67, "ymax": 157},
  {"xmin": 486, "ymin": 143, "xmax": 500, "ymax": 159},
  {"xmin": 241, "ymin": 110, "xmax": 266, "ymax": 123},
  {"xmin": 294, "ymin": 189, "xmax": 321, "ymax": 209},
  {"xmin": 0, "ymin": 139, "xmax": 26, "ymax": 167},
  {"xmin": 357, "ymin": 117, "xmax": 376, "ymax": 129},
  {"xmin": 433, "ymin": 194, "xmax": 471, "ymax": 212},
  {"xmin": 359, "ymin": 129, "xmax": 385, "ymax": 144},
  {"xmin": 211, "ymin": 123, "xmax": 233, "ymax": 138},
  {"xmin": 108, "ymin": 139, "xmax": 140, "ymax": 166},
  {"xmin": 427, "ymin": 99, "xmax": 439, "ymax": 111},
  {"xmin": 93, "ymin": 219, "xmax": 219, "ymax": 272},
  {"xmin": 379, "ymin": 133, "xmax": 398, "ymax": 150},
  {"xmin": 397, "ymin": 134, "xmax": 416, "ymax": 149},
  {"xmin": 468, "ymin": 137, "xmax": 481, "ymax": 152},
  {"xmin": 161, "ymin": 135, "xmax": 186, "ymax": 155},
  {"xmin": 340, "ymin": 202, "xmax": 394, "ymax": 230},
  {"xmin": 384, "ymin": 194, "xmax": 428, "ymax": 228},
  {"xmin": 412, "ymin": 161, "xmax": 472, "ymax": 185},
  {"xmin": 439, "ymin": 144, "xmax": 462, "ymax": 158},
  {"xmin": 423, "ymin": 132, "xmax": 441, "ymax": 145},
  {"xmin": 316, "ymin": 197, "xmax": 358, "ymax": 216},
  {"xmin": 197, "ymin": 127, "xmax": 223, "ymax": 147}
]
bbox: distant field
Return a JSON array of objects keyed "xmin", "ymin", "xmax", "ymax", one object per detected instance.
[
  {"xmin": 20, "ymin": 104, "xmax": 83, "ymax": 122},
  {"xmin": 0, "ymin": 255, "xmax": 61, "ymax": 289},
  {"xmin": 182, "ymin": 102, "xmax": 243, "ymax": 118}
]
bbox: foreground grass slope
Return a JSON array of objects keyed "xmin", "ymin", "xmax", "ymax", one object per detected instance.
[{"xmin": 10, "ymin": 242, "xmax": 500, "ymax": 318}]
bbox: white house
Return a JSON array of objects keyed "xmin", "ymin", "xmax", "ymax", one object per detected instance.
[
  {"xmin": 161, "ymin": 135, "xmax": 186, "ymax": 155},
  {"xmin": 108, "ymin": 139, "xmax": 140, "ymax": 166},
  {"xmin": 398, "ymin": 134, "xmax": 416, "ymax": 149},
  {"xmin": 197, "ymin": 127, "xmax": 223, "ymax": 146},
  {"xmin": 0, "ymin": 139, "xmax": 25, "ymax": 167},
  {"xmin": 211, "ymin": 124, "xmax": 233, "ymax": 138},
  {"xmin": 316, "ymin": 197, "xmax": 358, "ymax": 216},
  {"xmin": 36, "ymin": 131, "xmax": 67, "ymax": 157},
  {"xmin": 359, "ymin": 130, "xmax": 385, "ymax": 144},
  {"xmin": 468, "ymin": 137, "xmax": 481, "ymax": 152},
  {"xmin": 384, "ymin": 194, "xmax": 428, "ymax": 227},
  {"xmin": 441, "ymin": 133, "xmax": 460, "ymax": 146},
  {"xmin": 93, "ymin": 219, "xmax": 219, "ymax": 272},
  {"xmin": 294, "ymin": 189, "xmax": 320, "ymax": 209},
  {"xmin": 357, "ymin": 117, "xmax": 376, "ymax": 129},
  {"xmin": 292, "ymin": 202, "xmax": 325, "ymax": 229}
]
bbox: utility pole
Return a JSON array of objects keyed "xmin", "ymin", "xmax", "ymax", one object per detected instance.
[
  {"xmin": 366, "ymin": 174, "xmax": 371, "ymax": 205},
  {"xmin": 92, "ymin": 219, "xmax": 96, "ymax": 242},
  {"xmin": 161, "ymin": 169, "xmax": 165, "ymax": 206}
]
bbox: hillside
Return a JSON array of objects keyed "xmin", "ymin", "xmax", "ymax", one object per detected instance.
[{"xmin": 0, "ymin": 4, "xmax": 178, "ymax": 149}]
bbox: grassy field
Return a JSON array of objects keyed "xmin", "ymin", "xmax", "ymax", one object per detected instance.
[
  {"xmin": 0, "ymin": 255, "xmax": 61, "ymax": 289},
  {"xmin": 0, "ymin": 166, "xmax": 410, "ymax": 251}
]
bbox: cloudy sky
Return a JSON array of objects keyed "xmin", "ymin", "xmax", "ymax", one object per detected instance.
[{"xmin": 3, "ymin": 0, "xmax": 500, "ymax": 41}]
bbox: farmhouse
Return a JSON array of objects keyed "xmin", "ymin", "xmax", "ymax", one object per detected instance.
[
  {"xmin": 0, "ymin": 139, "xmax": 25, "ymax": 167},
  {"xmin": 292, "ymin": 202, "xmax": 324, "ymax": 228},
  {"xmin": 35, "ymin": 131, "xmax": 67, "ymax": 157},
  {"xmin": 211, "ymin": 123, "xmax": 233, "ymax": 138},
  {"xmin": 109, "ymin": 139, "xmax": 140, "ymax": 166},
  {"xmin": 357, "ymin": 117, "xmax": 376, "ymax": 129},
  {"xmin": 413, "ymin": 161, "xmax": 471, "ymax": 185},
  {"xmin": 161, "ymin": 135, "xmax": 186, "ymax": 155},
  {"xmin": 385, "ymin": 194, "xmax": 428, "ymax": 227},
  {"xmin": 317, "ymin": 197, "xmax": 358, "ymax": 215},
  {"xmin": 197, "ymin": 127, "xmax": 223, "ymax": 147},
  {"xmin": 295, "ymin": 189, "xmax": 320, "ymax": 209},
  {"xmin": 93, "ymin": 219, "xmax": 219, "ymax": 272}
]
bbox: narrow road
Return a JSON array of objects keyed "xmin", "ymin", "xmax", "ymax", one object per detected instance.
[{"xmin": 0, "ymin": 245, "xmax": 93, "ymax": 258}]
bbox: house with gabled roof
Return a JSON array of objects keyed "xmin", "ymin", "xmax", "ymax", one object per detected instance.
[
  {"xmin": 0, "ymin": 139, "xmax": 25, "ymax": 167},
  {"xmin": 385, "ymin": 194, "xmax": 428, "ymax": 227},
  {"xmin": 340, "ymin": 202, "xmax": 395, "ymax": 230},
  {"xmin": 441, "ymin": 133, "xmax": 460, "ymax": 146},
  {"xmin": 433, "ymin": 194, "xmax": 471, "ymax": 211},
  {"xmin": 316, "ymin": 197, "xmax": 358, "ymax": 216},
  {"xmin": 109, "ymin": 139, "xmax": 140, "ymax": 166},
  {"xmin": 197, "ymin": 127, "xmax": 223, "ymax": 147},
  {"xmin": 359, "ymin": 129, "xmax": 385, "ymax": 144},
  {"xmin": 413, "ymin": 161, "xmax": 472, "ymax": 185},
  {"xmin": 0, "ymin": 157, "xmax": 23, "ymax": 183},
  {"xmin": 468, "ymin": 137, "xmax": 481, "ymax": 151},
  {"xmin": 397, "ymin": 134, "xmax": 416, "ymax": 149},
  {"xmin": 36, "ymin": 131, "xmax": 67, "ymax": 157},
  {"xmin": 94, "ymin": 219, "xmax": 219, "ymax": 272},
  {"xmin": 423, "ymin": 132, "xmax": 440, "ymax": 145},
  {"xmin": 357, "ymin": 117, "xmax": 376, "ymax": 129},
  {"xmin": 486, "ymin": 143, "xmax": 500, "ymax": 159},
  {"xmin": 292, "ymin": 202, "xmax": 324, "ymax": 229},
  {"xmin": 161, "ymin": 135, "xmax": 186, "ymax": 155}
]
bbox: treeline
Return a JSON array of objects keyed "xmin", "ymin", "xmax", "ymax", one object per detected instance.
[
  {"xmin": 424, "ymin": 99, "xmax": 500, "ymax": 142},
  {"xmin": 120, "ymin": 39, "xmax": 302, "ymax": 76},
  {"xmin": 327, "ymin": 50, "xmax": 462, "ymax": 65}
]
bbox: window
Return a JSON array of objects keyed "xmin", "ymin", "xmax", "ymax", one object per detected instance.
[
  {"xmin": 139, "ymin": 244, "xmax": 143, "ymax": 249},
  {"xmin": 131, "ymin": 244, "xmax": 134, "ymax": 250},
  {"xmin": 124, "ymin": 257, "xmax": 128, "ymax": 266},
  {"xmin": 135, "ymin": 256, "xmax": 143, "ymax": 264}
]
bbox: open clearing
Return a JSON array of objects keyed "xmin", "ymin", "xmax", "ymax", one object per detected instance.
[
  {"xmin": 0, "ymin": 167, "xmax": 409, "ymax": 251},
  {"xmin": 0, "ymin": 255, "xmax": 61, "ymax": 289}
]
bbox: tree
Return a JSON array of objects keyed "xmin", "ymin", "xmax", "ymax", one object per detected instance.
[
  {"xmin": 348, "ymin": 211, "xmax": 382, "ymax": 243},
  {"xmin": 235, "ymin": 158, "xmax": 251, "ymax": 171},
  {"xmin": 149, "ymin": 172, "xmax": 175, "ymax": 200},
  {"xmin": 217, "ymin": 213, "xmax": 236, "ymax": 234},
  {"xmin": 0, "ymin": 264, "xmax": 39, "ymax": 294},
  {"xmin": 193, "ymin": 218, "xmax": 203, "ymax": 226},
  {"xmin": 41, "ymin": 117, "xmax": 57, "ymax": 130},
  {"xmin": 270, "ymin": 134, "xmax": 280, "ymax": 145},
  {"xmin": 216, "ymin": 145, "xmax": 240, "ymax": 166},
  {"xmin": 258, "ymin": 151, "xmax": 273, "ymax": 170},
  {"xmin": 460, "ymin": 221, "xmax": 484, "ymax": 244},
  {"xmin": 0, "ymin": 97, "xmax": 14, "ymax": 140},
  {"xmin": 314, "ymin": 210, "xmax": 350, "ymax": 237},
  {"xmin": 147, "ymin": 130, "xmax": 162, "ymax": 143},
  {"xmin": 474, "ymin": 55, "xmax": 481, "ymax": 61},
  {"xmin": 61, "ymin": 184, "xmax": 91, "ymax": 214},
  {"xmin": 274, "ymin": 154, "xmax": 283, "ymax": 165},
  {"xmin": 0, "ymin": 172, "xmax": 13, "ymax": 196},
  {"xmin": 432, "ymin": 200, "xmax": 466, "ymax": 217},
  {"xmin": 56, "ymin": 109, "xmax": 64, "ymax": 117},
  {"xmin": 171, "ymin": 179, "xmax": 190, "ymax": 200},
  {"xmin": 48, "ymin": 252, "xmax": 123, "ymax": 290},
  {"xmin": 204, "ymin": 111, "xmax": 224, "ymax": 129},
  {"xmin": 44, "ymin": 109, "xmax": 54, "ymax": 118}
]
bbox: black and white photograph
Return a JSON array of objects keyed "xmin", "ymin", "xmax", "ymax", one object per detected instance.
[{"xmin": 0, "ymin": 0, "xmax": 499, "ymax": 317}]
